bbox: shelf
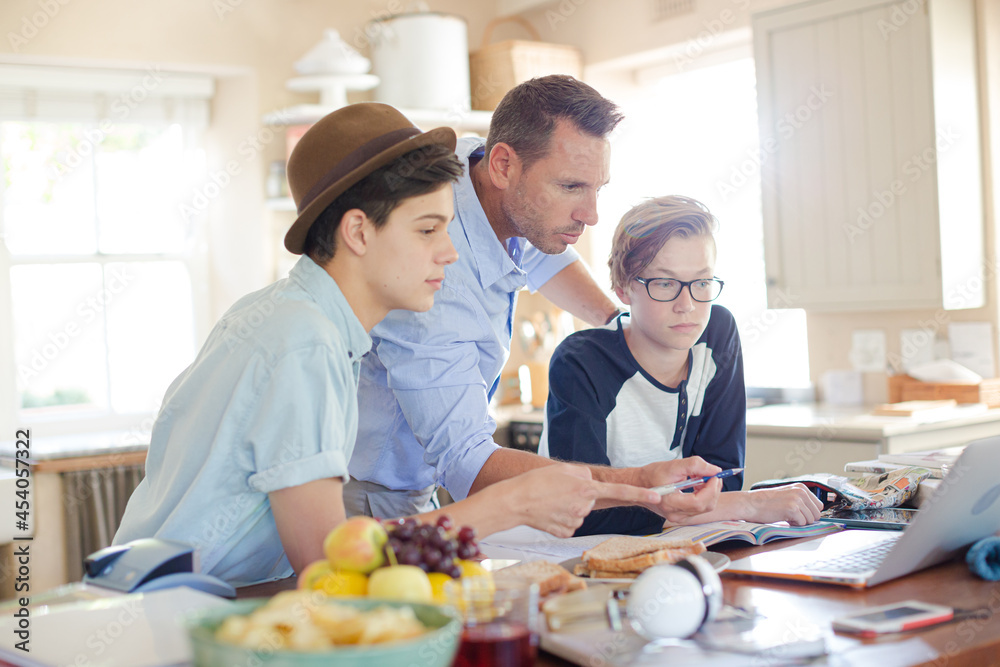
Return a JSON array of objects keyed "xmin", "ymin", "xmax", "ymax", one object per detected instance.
[{"xmin": 262, "ymin": 105, "xmax": 492, "ymax": 133}]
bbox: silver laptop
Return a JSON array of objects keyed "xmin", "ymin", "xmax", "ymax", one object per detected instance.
[{"xmin": 726, "ymin": 436, "xmax": 1000, "ymax": 588}]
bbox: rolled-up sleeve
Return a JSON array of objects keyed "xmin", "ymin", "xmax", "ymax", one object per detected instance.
[
  {"xmin": 373, "ymin": 286, "xmax": 501, "ymax": 500},
  {"xmin": 522, "ymin": 243, "xmax": 580, "ymax": 292},
  {"xmin": 245, "ymin": 345, "xmax": 354, "ymax": 493}
]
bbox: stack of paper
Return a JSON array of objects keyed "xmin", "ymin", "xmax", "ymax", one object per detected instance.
[{"xmin": 845, "ymin": 446, "xmax": 965, "ymax": 480}]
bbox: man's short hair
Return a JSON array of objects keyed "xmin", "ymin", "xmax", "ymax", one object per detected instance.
[
  {"xmin": 484, "ymin": 74, "xmax": 623, "ymax": 170},
  {"xmin": 608, "ymin": 195, "xmax": 719, "ymax": 292},
  {"xmin": 304, "ymin": 144, "xmax": 463, "ymax": 265}
]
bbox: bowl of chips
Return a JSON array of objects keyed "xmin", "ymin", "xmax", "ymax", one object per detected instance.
[{"xmin": 186, "ymin": 590, "xmax": 460, "ymax": 667}]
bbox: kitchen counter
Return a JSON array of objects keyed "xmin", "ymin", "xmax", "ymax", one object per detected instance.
[
  {"xmin": 0, "ymin": 430, "xmax": 149, "ymax": 598},
  {"xmin": 0, "ymin": 429, "xmax": 148, "ymax": 461},
  {"xmin": 747, "ymin": 402, "xmax": 1000, "ymax": 439},
  {"xmin": 744, "ymin": 403, "xmax": 1000, "ymax": 486},
  {"xmin": 0, "ymin": 429, "xmax": 147, "ymax": 474}
]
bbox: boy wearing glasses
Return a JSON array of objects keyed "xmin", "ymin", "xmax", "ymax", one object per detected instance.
[{"xmin": 540, "ymin": 195, "xmax": 822, "ymax": 536}]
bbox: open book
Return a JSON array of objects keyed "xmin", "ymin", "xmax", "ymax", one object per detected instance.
[{"xmin": 655, "ymin": 520, "xmax": 842, "ymax": 546}]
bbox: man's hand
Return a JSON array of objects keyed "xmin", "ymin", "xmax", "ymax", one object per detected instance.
[
  {"xmin": 497, "ymin": 464, "xmax": 661, "ymax": 538},
  {"xmin": 634, "ymin": 457, "xmax": 723, "ymax": 524},
  {"xmin": 741, "ymin": 484, "xmax": 824, "ymax": 525}
]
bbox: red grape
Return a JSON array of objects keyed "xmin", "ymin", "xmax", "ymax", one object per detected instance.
[{"xmin": 378, "ymin": 515, "xmax": 481, "ymax": 576}]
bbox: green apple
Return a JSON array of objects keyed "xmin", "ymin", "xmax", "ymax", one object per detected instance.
[
  {"xmin": 367, "ymin": 565, "xmax": 433, "ymax": 602},
  {"xmin": 323, "ymin": 516, "xmax": 388, "ymax": 574}
]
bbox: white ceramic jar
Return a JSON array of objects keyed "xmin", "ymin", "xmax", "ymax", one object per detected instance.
[{"xmin": 368, "ymin": 10, "xmax": 471, "ymax": 112}]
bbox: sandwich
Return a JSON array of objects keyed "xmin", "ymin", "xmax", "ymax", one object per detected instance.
[
  {"xmin": 492, "ymin": 559, "xmax": 588, "ymax": 597},
  {"xmin": 574, "ymin": 535, "xmax": 706, "ymax": 579}
]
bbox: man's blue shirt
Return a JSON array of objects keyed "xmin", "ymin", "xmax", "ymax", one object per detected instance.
[
  {"xmin": 349, "ymin": 137, "xmax": 579, "ymax": 501},
  {"xmin": 114, "ymin": 255, "xmax": 370, "ymax": 586}
]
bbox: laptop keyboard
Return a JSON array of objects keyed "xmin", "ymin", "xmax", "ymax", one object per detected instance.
[{"xmin": 798, "ymin": 534, "xmax": 902, "ymax": 573}]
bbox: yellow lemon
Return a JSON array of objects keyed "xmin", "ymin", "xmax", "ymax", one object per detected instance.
[
  {"xmin": 427, "ymin": 572, "xmax": 453, "ymax": 603},
  {"xmin": 443, "ymin": 573, "xmax": 496, "ymax": 620},
  {"xmin": 457, "ymin": 559, "xmax": 491, "ymax": 580},
  {"xmin": 311, "ymin": 570, "xmax": 368, "ymax": 597},
  {"xmin": 298, "ymin": 560, "xmax": 333, "ymax": 590}
]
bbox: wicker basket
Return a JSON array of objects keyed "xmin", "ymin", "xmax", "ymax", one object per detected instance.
[{"xmin": 469, "ymin": 16, "xmax": 583, "ymax": 111}]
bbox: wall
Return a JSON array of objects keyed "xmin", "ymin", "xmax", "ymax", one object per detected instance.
[
  {"xmin": 0, "ymin": 0, "xmax": 500, "ymax": 323},
  {"xmin": 2, "ymin": 0, "xmax": 998, "ymax": 401},
  {"xmin": 520, "ymin": 0, "xmax": 1000, "ymax": 402}
]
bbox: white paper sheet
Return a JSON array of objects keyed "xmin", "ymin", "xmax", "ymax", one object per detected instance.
[
  {"xmin": 479, "ymin": 526, "xmax": 613, "ymax": 561},
  {"xmin": 898, "ymin": 329, "xmax": 936, "ymax": 371},
  {"xmin": 948, "ymin": 322, "xmax": 996, "ymax": 379}
]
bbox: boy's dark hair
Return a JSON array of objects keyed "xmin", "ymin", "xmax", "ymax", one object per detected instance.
[
  {"xmin": 304, "ymin": 144, "xmax": 463, "ymax": 265},
  {"xmin": 484, "ymin": 75, "xmax": 623, "ymax": 170}
]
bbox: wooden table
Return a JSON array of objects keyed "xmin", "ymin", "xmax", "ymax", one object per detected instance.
[{"xmin": 237, "ymin": 538, "xmax": 1000, "ymax": 666}]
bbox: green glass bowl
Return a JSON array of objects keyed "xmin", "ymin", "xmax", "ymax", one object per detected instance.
[{"xmin": 186, "ymin": 597, "xmax": 460, "ymax": 667}]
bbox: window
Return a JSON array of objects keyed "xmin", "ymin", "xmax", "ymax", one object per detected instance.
[
  {"xmin": 596, "ymin": 56, "xmax": 810, "ymax": 389},
  {"xmin": 0, "ymin": 64, "xmax": 213, "ymax": 432}
]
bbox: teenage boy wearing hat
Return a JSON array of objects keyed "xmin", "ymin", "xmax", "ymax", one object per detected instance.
[
  {"xmin": 541, "ymin": 196, "xmax": 823, "ymax": 536},
  {"xmin": 113, "ymin": 103, "xmax": 661, "ymax": 586},
  {"xmin": 347, "ymin": 76, "xmax": 723, "ymax": 528}
]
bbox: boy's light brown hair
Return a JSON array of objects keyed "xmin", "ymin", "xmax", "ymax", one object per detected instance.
[{"xmin": 608, "ymin": 195, "xmax": 719, "ymax": 292}]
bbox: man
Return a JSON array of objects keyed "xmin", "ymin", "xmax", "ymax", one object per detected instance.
[
  {"xmin": 347, "ymin": 76, "xmax": 722, "ymax": 529},
  {"xmin": 114, "ymin": 103, "xmax": 659, "ymax": 585},
  {"xmin": 541, "ymin": 195, "xmax": 823, "ymax": 535}
]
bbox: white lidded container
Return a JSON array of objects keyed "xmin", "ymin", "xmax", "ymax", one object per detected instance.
[{"xmin": 368, "ymin": 8, "xmax": 471, "ymax": 112}]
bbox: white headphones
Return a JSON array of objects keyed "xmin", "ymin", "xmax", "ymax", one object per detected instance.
[{"xmin": 625, "ymin": 554, "xmax": 724, "ymax": 639}]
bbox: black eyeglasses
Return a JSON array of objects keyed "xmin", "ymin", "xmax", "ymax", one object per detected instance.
[{"xmin": 634, "ymin": 277, "xmax": 725, "ymax": 302}]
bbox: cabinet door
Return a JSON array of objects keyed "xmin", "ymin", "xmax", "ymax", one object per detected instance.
[
  {"xmin": 753, "ymin": 0, "xmax": 983, "ymax": 311},
  {"xmin": 744, "ymin": 436, "xmax": 878, "ymax": 487}
]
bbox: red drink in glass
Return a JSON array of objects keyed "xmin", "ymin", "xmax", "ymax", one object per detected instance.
[{"xmin": 452, "ymin": 621, "xmax": 537, "ymax": 667}]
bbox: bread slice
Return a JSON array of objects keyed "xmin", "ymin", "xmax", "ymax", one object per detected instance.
[
  {"xmin": 492, "ymin": 560, "xmax": 587, "ymax": 597},
  {"xmin": 582, "ymin": 536, "xmax": 705, "ymax": 573},
  {"xmin": 585, "ymin": 569, "xmax": 640, "ymax": 579}
]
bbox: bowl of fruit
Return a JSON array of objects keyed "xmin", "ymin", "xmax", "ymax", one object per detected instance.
[
  {"xmin": 302, "ymin": 515, "xmax": 491, "ymax": 604},
  {"xmin": 188, "ymin": 515, "xmax": 487, "ymax": 666}
]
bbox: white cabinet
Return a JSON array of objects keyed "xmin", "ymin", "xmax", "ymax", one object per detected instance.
[{"xmin": 752, "ymin": 0, "xmax": 983, "ymax": 311}]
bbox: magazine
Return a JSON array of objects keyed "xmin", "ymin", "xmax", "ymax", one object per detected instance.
[
  {"xmin": 844, "ymin": 460, "xmax": 947, "ymax": 480},
  {"xmin": 656, "ymin": 520, "xmax": 843, "ymax": 546}
]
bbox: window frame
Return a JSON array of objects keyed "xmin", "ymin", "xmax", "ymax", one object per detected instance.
[{"xmin": 0, "ymin": 63, "xmax": 215, "ymax": 438}]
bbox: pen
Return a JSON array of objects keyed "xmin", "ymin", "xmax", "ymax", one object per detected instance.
[{"xmin": 650, "ymin": 468, "xmax": 744, "ymax": 495}]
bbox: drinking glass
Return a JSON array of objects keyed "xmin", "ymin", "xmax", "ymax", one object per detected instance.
[{"xmin": 444, "ymin": 577, "xmax": 539, "ymax": 667}]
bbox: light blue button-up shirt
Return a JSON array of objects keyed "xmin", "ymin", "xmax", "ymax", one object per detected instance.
[
  {"xmin": 114, "ymin": 255, "xmax": 371, "ymax": 586},
  {"xmin": 349, "ymin": 137, "xmax": 579, "ymax": 502}
]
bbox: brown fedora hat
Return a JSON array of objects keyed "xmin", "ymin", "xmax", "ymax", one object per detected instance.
[{"xmin": 284, "ymin": 103, "xmax": 457, "ymax": 254}]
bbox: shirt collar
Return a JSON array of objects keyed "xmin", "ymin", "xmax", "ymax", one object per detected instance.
[
  {"xmin": 454, "ymin": 137, "xmax": 527, "ymax": 290},
  {"xmin": 289, "ymin": 255, "xmax": 372, "ymax": 359}
]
